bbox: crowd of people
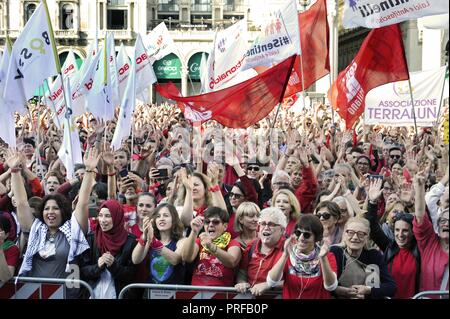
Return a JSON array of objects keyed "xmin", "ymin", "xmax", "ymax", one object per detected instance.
[{"xmin": 0, "ymin": 99, "xmax": 448, "ymax": 299}]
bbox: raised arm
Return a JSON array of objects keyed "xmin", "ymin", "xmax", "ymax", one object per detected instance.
[
  {"xmin": 7, "ymin": 150, "xmax": 34, "ymax": 231},
  {"xmin": 179, "ymin": 169, "xmax": 194, "ymax": 227},
  {"xmin": 181, "ymin": 216, "xmax": 202, "ymax": 263},
  {"xmin": 74, "ymin": 147, "xmax": 100, "ymax": 234},
  {"xmin": 413, "ymin": 170, "xmax": 426, "ymax": 224}
]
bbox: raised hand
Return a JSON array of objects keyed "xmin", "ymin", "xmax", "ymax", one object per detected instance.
[
  {"xmin": 319, "ymin": 238, "xmax": 331, "ymax": 258},
  {"xmin": 190, "ymin": 216, "xmax": 204, "ymax": 235},
  {"xmin": 207, "ymin": 162, "xmax": 221, "ymax": 185},
  {"xmin": 368, "ymin": 178, "xmax": 383, "ymax": 202},
  {"xmin": 101, "ymin": 150, "xmax": 115, "ymax": 167},
  {"xmin": 5, "ymin": 149, "xmax": 22, "ymax": 169},
  {"xmin": 83, "ymin": 147, "xmax": 100, "ymax": 171}
]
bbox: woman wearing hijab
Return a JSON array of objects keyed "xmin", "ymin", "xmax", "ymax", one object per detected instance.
[{"xmin": 81, "ymin": 200, "xmax": 137, "ymax": 299}]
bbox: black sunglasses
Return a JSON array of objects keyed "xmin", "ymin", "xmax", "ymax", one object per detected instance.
[
  {"xmin": 247, "ymin": 166, "xmax": 260, "ymax": 172},
  {"xmin": 390, "ymin": 155, "xmax": 402, "ymax": 159},
  {"xmin": 294, "ymin": 229, "xmax": 312, "ymax": 239},
  {"xmin": 204, "ymin": 219, "xmax": 222, "ymax": 226},
  {"xmin": 315, "ymin": 212, "xmax": 332, "ymax": 220},
  {"xmin": 229, "ymin": 192, "xmax": 243, "ymax": 199}
]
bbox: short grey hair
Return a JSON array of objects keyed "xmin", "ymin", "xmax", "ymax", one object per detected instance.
[
  {"xmin": 271, "ymin": 170, "xmax": 291, "ymax": 185},
  {"xmin": 259, "ymin": 207, "xmax": 287, "ymax": 229}
]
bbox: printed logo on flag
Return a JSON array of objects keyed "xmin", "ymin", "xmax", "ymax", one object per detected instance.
[
  {"xmin": 393, "ymin": 81, "xmax": 415, "ymax": 97},
  {"xmin": 217, "ymin": 38, "xmax": 226, "ymax": 53}
]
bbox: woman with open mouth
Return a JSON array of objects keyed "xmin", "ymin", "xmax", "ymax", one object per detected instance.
[{"xmin": 267, "ymin": 214, "xmax": 338, "ymax": 299}]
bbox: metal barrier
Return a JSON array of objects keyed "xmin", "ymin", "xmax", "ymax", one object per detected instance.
[
  {"xmin": 0, "ymin": 276, "xmax": 95, "ymax": 299},
  {"xmin": 412, "ymin": 290, "xmax": 449, "ymax": 299},
  {"xmin": 118, "ymin": 283, "xmax": 282, "ymax": 299}
]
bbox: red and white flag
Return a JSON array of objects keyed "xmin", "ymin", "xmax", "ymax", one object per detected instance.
[
  {"xmin": 156, "ymin": 55, "xmax": 296, "ymax": 128},
  {"xmin": 328, "ymin": 24, "xmax": 410, "ymax": 129},
  {"xmin": 116, "ymin": 43, "xmax": 131, "ymax": 100},
  {"xmin": 144, "ymin": 22, "xmax": 178, "ymax": 64}
]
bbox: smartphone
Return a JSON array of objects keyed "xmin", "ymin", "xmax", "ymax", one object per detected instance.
[
  {"xmin": 369, "ymin": 174, "xmax": 384, "ymax": 181},
  {"xmin": 157, "ymin": 168, "xmax": 169, "ymax": 178},
  {"xmin": 119, "ymin": 169, "xmax": 128, "ymax": 178}
]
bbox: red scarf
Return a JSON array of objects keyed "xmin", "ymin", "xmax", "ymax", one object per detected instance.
[{"xmin": 95, "ymin": 200, "xmax": 128, "ymax": 256}]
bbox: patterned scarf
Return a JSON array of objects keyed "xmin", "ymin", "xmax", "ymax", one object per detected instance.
[
  {"xmin": 201, "ymin": 232, "xmax": 231, "ymax": 255},
  {"xmin": 289, "ymin": 244, "xmax": 321, "ymax": 277}
]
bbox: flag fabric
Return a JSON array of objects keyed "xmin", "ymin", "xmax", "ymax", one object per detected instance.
[
  {"xmin": 57, "ymin": 77, "xmax": 83, "ymax": 180},
  {"xmin": 201, "ymin": 30, "xmax": 217, "ymax": 93},
  {"xmin": 284, "ymin": 0, "xmax": 330, "ymax": 97},
  {"xmin": 328, "ymin": 24, "xmax": 410, "ymax": 129},
  {"xmin": 111, "ymin": 50, "xmax": 136, "ymax": 151},
  {"xmin": 116, "ymin": 43, "xmax": 131, "ymax": 102},
  {"xmin": 419, "ymin": 13, "xmax": 449, "ymax": 29},
  {"xmin": 343, "ymin": 0, "xmax": 449, "ymax": 29},
  {"xmin": 144, "ymin": 22, "xmax": 178, "ymax": 64},
  {"xmin": 241, "ymin": 0, "xmax": 300, "ymax": 71},
  {"xmin": 3, "ymin": 2, "xmax": 59, "ymax": 115},
  {"xmin": 208, "ymin": 19, "xmax": 249, "ymax": 91},
  {"xmin": 107, "ymin": 32, "xmax": 120, "ymax": 107},
  {"xmin": 46, "ymin": 75, "xmax": 66, "ymax": 128},
  {"xmin": 364, "ymin": 66, "xmax": 447, "ymax": 127},
  {"xmin": 134, "ymin": 34, "xmax": 157, "ymax": 94},
  {"xmin": 0, "ymin": 38, "xmax": 16, "ymax": 147},
  {"xmin": 156, "ymin": 55, "xmax": 296, "ymax": 128},
  {"xmin": 61, "ymin": 49, "xmax": 79, "ymax": 78}
]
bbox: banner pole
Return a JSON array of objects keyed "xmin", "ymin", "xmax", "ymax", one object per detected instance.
[{"xmin": 407, "ymin": 78, "xmax": 418, "ymax": 139}]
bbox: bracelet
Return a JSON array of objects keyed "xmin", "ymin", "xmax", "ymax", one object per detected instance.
[
  {"xmin": 208, "ymin": 185, "xmax": 220, "ymax": 193},
  {"xmin": 150, "ymin": 238, "xmax": 164, "ymax": 250},
  {"xmin": 138, "ymin": 237, "xmax": 147, "ymax": 247},
  {"xmin": 85, "ymin": 169, "xmax": 96, "ymax": 174},
  {"xmin": 10, "ymin": 167, "xmax": 21, "ymax": 173}
]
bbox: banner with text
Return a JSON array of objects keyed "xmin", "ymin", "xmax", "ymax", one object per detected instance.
[{"xmin": 364, "ymin": 66, "xmax": 446, "ymax": 126}]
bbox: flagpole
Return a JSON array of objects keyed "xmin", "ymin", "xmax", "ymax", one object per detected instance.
[
  {"xmin": 297, "ymin": 4, "xmax": 307, "ymax": 116},
  {"xmin": 103, "ymin": 34, "xmax": 109, "ymax": 150},
  {"xmin": 328, "ymin": 0, "xmax": 337, "ymax": 125}
]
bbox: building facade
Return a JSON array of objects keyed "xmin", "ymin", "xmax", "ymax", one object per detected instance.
[{"xmin": 0, "ymin": 0, "xmax": 448, "ymax": 102}]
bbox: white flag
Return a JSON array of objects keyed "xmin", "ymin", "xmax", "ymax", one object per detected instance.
[
  {"xmin": 364, "ymin": 67, "xmax": 447, "ymax": 127},
  {"xmin": 209, "ymin": 19, "xmax": 248, "ymax": 91},
  {"xmin": 144, "ymin": 22, "xmax": 178, "ymax": 64},
  {"xmin": 343, "ymin": 0, "xmax": 449, "ymax": 29},
  {"xmin": 199, "ymin": 50, "xmax": 210, "ymax": 93},
  {"xmin": 57, "ymin": 77, "xmax": 83, "ymax": 180},
  {"xmin": 419, "ymin": 13, "xmax": 449, "ymax": 29},
  {"xmin": 116, "ymin": 43, "xmax": 131, "ymax": 102},
  {"xmin": 134, "ymin": 34, "xmax": 157, "ymax": 94},
  {"xmin": 45, "ymin": 75, "xmax": 66, "ymax": 128},
  {"xmin": 241, "ymin": 0, "xmax": 300, "ymax": 71},
  {"xmin": 107, "ymin": 32, "xmax": 120, "ymax": 107},
  {"xmin": 111, "ymin": 53, "xmax": 136, "ymax": 151},
  {"xmin": 61, "ymin": 49, "xmax": 79, "ymax": 78},
  {"xmin": 0, "ymin": 40, "xmax": 16, "ymax": 147},
  {"xmin": 3, "ymin": 2, "xmax": 59, "ymax": 114}
]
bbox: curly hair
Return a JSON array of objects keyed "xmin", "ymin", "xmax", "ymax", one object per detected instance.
[{"xmin": 36, "ymin": 194, "xmax": 72, "ymax": 226}]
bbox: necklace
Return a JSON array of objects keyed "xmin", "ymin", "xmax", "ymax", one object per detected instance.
[{"xmin": 48, "ymin": 232, "xmax": 56, "ymax": 243}]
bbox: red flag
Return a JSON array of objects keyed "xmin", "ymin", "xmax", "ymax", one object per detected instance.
[
  {"xmin": 283, "ymin": 0, "xmax": 330, "ymax": 97},
  {"xmin": 328, "ymin": 24, "xmax": 409, "ymax": 129},
  {"xmin": 156, "ymin": 55, "xmax": 296, "ymax": 128}
]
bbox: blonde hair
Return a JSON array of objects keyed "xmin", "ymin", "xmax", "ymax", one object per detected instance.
[
  {"xmin": 271, "ymin": 189, "xmax": 301, "ymax": 222},
  {"xmin": 234, "ymin": 202, "xmax": 261, "ymax": 233}
]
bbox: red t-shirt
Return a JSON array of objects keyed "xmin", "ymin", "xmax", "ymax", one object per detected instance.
[
  {"xmin": 240, "ymin": 238, "xmax": 285, "ymax": 286},
  {"xmin": 285, "ymin": 219, "xmax": 297, "ymax": 237},
  {"xmin": 191, "ymin": 238, "xmax": 241, "ymax": 287},
  {"xmin": 282, "ymin": 252, "xmax": 337, "ymax": 299},
  {"xmin": 123, "ymin": 204, "xmax": 137, "ymax": 227},
  {"xmin": 3, "ymin": 245, "xmax": 20, "ymax": 268},
  {"xmin": 226, "ymin": 211, "xmax": 239, "ymax": 239},
  {"xmin": 391, "ymin": 248, "xmax": 417, "ymax": 299}
]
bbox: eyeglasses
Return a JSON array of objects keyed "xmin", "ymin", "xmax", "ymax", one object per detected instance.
[
  {"xmin": 294, "ymin": 229, "xmax": 312, "ymax": 239},
  {"xmin": 392, "ymin": 211, "xmax": 414, "ymax": 223},
  {"xmin": 315, "ymin": 212, "xmax": 332, "ymax": 220},
  {"xmin": 357, "ymin": 162, "xmax": 370, "ymax": 166},
  {"xmin": 390, "ymin": 155, "xmax": 402, "ymax": 159},
  {"xmin": 247, "ymin": 166, "xmax": 260, "ymax": 172},
  {"xmin": 204, "ymin": 219, "xmax": 222, "ymax": 226},
  {"xmin": 229, "ymin": 192, "xmax": 243, "ymax": 199},
  {"xmin": 438, "ymin": 218, "xmax": 449, "ymax": 225},
  {"xmin": 258, "ymin": 221, "xmax": 280, "ymax": 229},
  {"xmin": 345, "ymin": 229, "xmax": 368, "ymax": 239}
]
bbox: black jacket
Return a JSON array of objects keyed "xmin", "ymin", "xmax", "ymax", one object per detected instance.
[
  {"xmin": 365, "ymin": 201, "xmax": 421, "ymax": 294},
  {"xmin": 80, "ymin": 233, "xmax": 137, "ymax": 299}
]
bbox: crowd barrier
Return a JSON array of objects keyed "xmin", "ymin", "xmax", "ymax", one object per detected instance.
[
  {"xmin": 412, "ymin": 290, "xmax": 449, "ymax": 299},
  {"xmin": 0, "ymin": 276, "xmax": 95, "ymax": 299},
  {"xmin": 118, "ymin": 283, "xmax": 282, "ymax": 299}
]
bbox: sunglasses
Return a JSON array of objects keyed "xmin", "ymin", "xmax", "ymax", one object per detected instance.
[
  {"xmin": 315, "ymin": 212, "xmax": 332, "ymax": 220},
  {"xmin": 204, "ymin": 219, "xmax": 222, "ymax": 226},
  {"xmin": 247, "ymin": 166, "xmax": 260, "ymax": 172},
  {"xmin": 258, "ymin": 221, "xmax": 280, "ymax": 229},
  {"xmin": 393, "ymin": 211, "xmax": 414, "ymax": 223},
  {"xmin": 294, "ymin": 229, "xmax": 312, "ymax": 239},
  {"xmin": 345, "ymin": 229, "xmax": 368, "ymax": 239},
  {"xmin": 390, "ymin": 155, "xmax": 402, "ymax": 159},
  {"xmin": 229, "ymin": 192, "xmax": 243, "ymax": 199}
]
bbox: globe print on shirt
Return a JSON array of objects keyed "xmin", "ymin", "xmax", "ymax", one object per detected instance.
[{"xmin": 150, "ymin": 253, "xmax": 173, "ymax": 283}]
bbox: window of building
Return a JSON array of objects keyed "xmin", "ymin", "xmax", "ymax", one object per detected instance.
[
  {"xmin": 107, "ymin": 9, "xmax": 127, "ymax": 29},
  {"xmin": 24, "ymin": 2, "xmax": 37, "ymax": 23},
  {"xmin": 60, "ymin": 3, "xmax": 74, "ymax": 30},
  {"xmin": 192, "ymin": 0, "xmax": 211, "ymax": 12}
]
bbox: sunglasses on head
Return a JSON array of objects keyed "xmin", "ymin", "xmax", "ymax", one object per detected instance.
[
  {"xmin": 247, "ymin": 166, "xmax": 260, "ymax": 172},
  {"xmin": 229, "ymin": 192, "xmax": 243, "ymax": 199},
  {"xmin": 294, "ymin": 229, "xmax": 312, "ymax": 239},
  {"xmin": 392, "ymin": 210, "xmax": 414, "ymax": 223},
  {"xmin": 315, "ymin": 212, "xmax": 332, "ymax": 220},
  {"xmin": 204, "ymin": 219, "xmax": 222, "ymax": 226}
]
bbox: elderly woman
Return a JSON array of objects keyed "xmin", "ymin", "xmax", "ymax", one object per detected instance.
[
  {"xmin": 235, "ymin": 207, "xmax": 286, "ymax": 296},
  {"xmin": 272, "ymin": 189, "xmax": 301, "ymax": 236},
  {"xmin": 413, "ymin": 171, "xmax": 449, "ymax": 292},
  {"xmin": 181, "ymin": 207, "xmax": 241, "ymax": 286},
  {"xmin": 314, "ymin": 201, "xmax": 342, "ymax": 245},
  {"xmin": 267, "ymin": 215, "xmax": 338, "ymax": 299},
  {"xmin": 330, "ymin": 217, "xmax": 396, "ymax": 299},
  {"xmin": 365, "ymin": 178, "xmax": 420, "ymax": 298},
  {"xmin": 233, "ymin": 202, "xmax": 260, "ymax": 249}
]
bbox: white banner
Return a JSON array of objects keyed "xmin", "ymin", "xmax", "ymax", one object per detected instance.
[
  {"xmin": 134, "ymin": 34, "xmax": 157, "ymax": 94},
  {"xmin": 144, "ymin": 22, "xmax": 178, "ymax": 64},
  {"xmin": 3, "ymin": 2, "xmax": 59, "ymax": 114},
  {"xmin": 116, "ymin": 43, "xmax": 131, "ymax": 102},
  {"xmin": 343, "ymin": 0, "xmax": 449, "ymax": 29},
  {"xmin": 241, "ymin": 0, "xmax": 300, "ymax": 71},
  {"xmin": 364, "ymin": 67, "xmax": 447, "ymax": 126},
  {"xmin": 62, "ymin": 49, "xmax": 79, "ymax": 78}
]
